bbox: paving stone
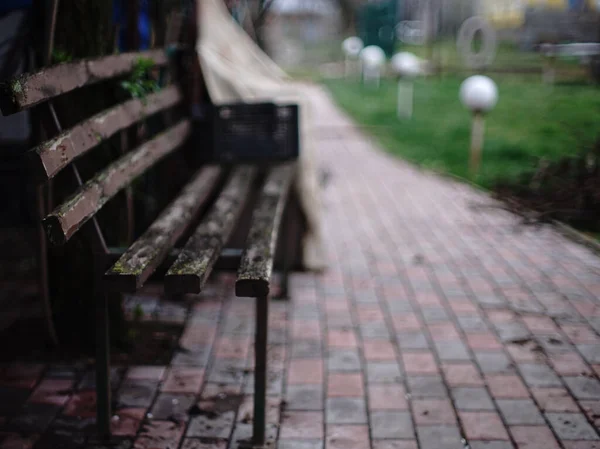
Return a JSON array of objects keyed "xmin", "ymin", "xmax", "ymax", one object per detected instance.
[
  {"xmin": 545, "ymin": 413, "xmax": 600, "ymax": 440},
  {"xmin": 359, "ymin": 322, "xmax": 390, "ymax": 339},
  {"xmin": 181, "ymin": 439, "xmax": 227, "ymax": 449},
  {"xmin": 469, "ymin": 442, "xmax": 515, "ymax": 449},
  {"xmin": 452, "ymin": 387, "xmax": 495, "ymax": 411},
  {"xmin": 407, "ymin": 376, "xmax": 447, "ymax": 398},
  {"xmin": 171, "ymin": 347, "xmax": 211, "ymax": 367},
  {"xmin": 63, "ymin": 390, "xmax": 96, "ymax": 418},
  {"xmin": 474, "ymin": 352, "xmax": 514, "ymax": 374},
  {"xmin": 150, "ymin": 393, "xmax": 196, "ymax": 420},
  {"xmin": 442, "ymin": 363, "xmax": 484, "ymax": 386},
  {"xmin": 434, "ymin": 341, "xmax": 472, "ymax": 361},
  {"xmin": 366, "ymin": 362, "xmax": 403, "ymax": 384},
  {"xmin": 577, "ymin": 344, "xmax": 600, "ymax": 364},
  {"xmin": 162, "ymin": 368, "xmax": 204, "ymax": 394},
  {"xmin": 77, "ymin": 367, "xmax": 122, "ymax": 391},
  {"xmin": 460, "ymin": 411, "xmax": 510, "ymax": 440},
  {"xmin": 371, "ymin": 411, "xmax": 413, "ymax": 439},
  {"xmin": 397, "ymin": 333, "xmax": 429, "ymax": 350},
  {"xmin": 328, "ymin": 373, "xmax": 364, "ymax": 397},
  {"xmin": 412, "ymin": 399, "xmax": 456, "ymax": 425},
  {"xmin": 421, "ymin": 308, "xmax": 449, "ymax": 322},
  {"xmin": 285, "ymin": 385, "xmax": 323, "ymax": 411},
  {"xmin": 291, "ymin": 340, "xmax": 322, "ymax": 359},
  {"xmin": 564, "ymin": 376, "xmax": 600, "ymax": 400},
  {"xmin": 372, "ymin": 440, "xmax": 418, "ymax": 449},
  {"xmin": 134, "ymin": 420, "xmax": 185, "ymax": 449},
  {"xmin": 116, "ymin": 379, "xmax": 159, "ymax": 408},
  {"xmin": 111, "ymin": 409, "xmax": 146, "ymax": 437},
  {"xmin": 186, "ymin": 411, "xmax": 235, "ymax": 439},
  {"xmin": 456, "ymin": 315, "xmax": 489, "ymax": 333},
  {"xmin": 509, "ymin": 426, "xmax": 561, "ymax": 449},
  {"xmin": 328, "ymin": 350, "xmax": 361, "ymax": 372},
  {"xmin": 494, "ymin": 323, "xmax": 531, "ymax": 343},
  {"xmin": 496, "ymin": 399, "xmax": 545, "ymax": 425},
  {"xmin": 486, "ymin": 374, "xmax": 529, "ymax": 398},
  {"xmin": 326, "ymin": 397, "xmax": 367, "ymax": 424},
  {"xmin": 417, "ymin": 425, "xmax": 462, "ymax": 449},
  {"xmin": 207, "ymin": 359, "xmax": 246, "ymax": 385},
  {"xmin": 28, "ymin": 379, "xmax": 74, "ymax": 406},
  {"xmin": 230, "ymin": 423, "xmax": 278, "ymax": 448},
  {"xmin": 368, "ymin": 384, "xmax": 407, "ymax": 410},
  {"xmin": 277, "ymin": 441, "xmax": 323, "ymax": 449},
  {"xmin": 279, "ymin": 411, "xmax": 323, "ymax": 439},
  {"xmin": 531, "ymin": 387, "xmax": 580, "ymax": 412},
  {"xmin": 518, "ymin": 363, "xmax": 562, "ymax": 387},
  {"xmin": 326, "ymin": 424, "xmax": 369, "ymax": 449}
]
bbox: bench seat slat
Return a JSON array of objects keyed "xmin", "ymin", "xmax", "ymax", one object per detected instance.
[
  {"xmin": 43, "ymin": 119, "xmax": 191, "ymax": 246},
  {"xmin": 0, "ymin": 49, "xmax": 169, "ymax": 115},
  {"xmin": 103, "ymin": 166, "xmax": 222, "ymax": 293},
  {"xmin": 29, "ymin": 86, "xmax": 181, "ymax": 182},
  {"xmin": 164, "ymin": 166, "xmax": 257, "ymax": 294},
  {"xmin": 235, "ymin": 164, "xmax": 295, "ymax": 298}
]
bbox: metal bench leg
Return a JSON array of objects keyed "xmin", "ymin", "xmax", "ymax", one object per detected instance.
[
  {"xmin": 96, "ymin": 292, "xmax": 111, "ymax": 440},
  {"xmin": 253, "ymin": 295, "xmax": 268, "ymax": 447}
]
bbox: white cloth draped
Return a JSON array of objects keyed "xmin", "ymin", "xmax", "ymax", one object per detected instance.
[{"xmin": 197, "ymin": 0, "xmax": 326, "ymax": 271}]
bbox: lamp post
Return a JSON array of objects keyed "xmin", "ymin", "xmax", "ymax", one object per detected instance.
[
  {"xmin": 391, "ymin": 52, "xmax": 421, "ymax": 119},
  {"xmin": 342, "ymin": 37, "xmax": 364, "ymax": 79},
  {"xmin": 459, "ymin": 75, "xmax": 498, "ymax": 177},
  {"xmin": 360, "ymin": 45, "xmax": 386, "ymax": 88}
]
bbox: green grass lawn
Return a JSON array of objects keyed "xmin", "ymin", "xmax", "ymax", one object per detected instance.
[{"xmin": 323, "ymin": 75, "xmax": 600, "ymax": 189}]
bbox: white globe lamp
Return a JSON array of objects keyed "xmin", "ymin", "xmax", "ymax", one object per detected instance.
[
  {"xmin": 342, "ymin": 37, "xmax": 364, "ymax": 79},
  {"xmin": 459, "ymin": 75, "xmax": 499, "ymax": 176},
  {"xmin": 391, "ymin": 52, "xmax": 421, "ymax": 119},
  {"xmin": 360, "ymin": 45, "xmax": 386, "ymax": 88}
]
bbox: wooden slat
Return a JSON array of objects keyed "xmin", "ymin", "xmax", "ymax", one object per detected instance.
[
  {"xmin": 235, "ymin": 164, "xmax": 295, "ymax": 298},
  {"xmin": 27, "ymin": 86, "xmax": 182, "ymax": 183},
  {"xmin": 103, "ymin": 166, "xmax": 222, "ymax": 293},
  {"xmin": 0, "ymin": 49, "xmax": 168, "ymax": 115},
  {"xmin": 43, "ymin": 119, "xmax": 191, "ymax": 246},
  {"xmin": 164, "ymin": 167, "xmax": 257, "ymax": 294}
]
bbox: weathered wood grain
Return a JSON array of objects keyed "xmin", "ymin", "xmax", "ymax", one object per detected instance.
[
  {"xmin": 164, "ymin": 167, "xmax": 257, "ymax": 294},
  {"xmin": 0, "ymin": 49, "xmax": 168, "ymax": 115},
  {"xmin": 28, "ymin": 86, "xmax": 181, "ymax": 182},
  {"xmin": 43, "ymin": 120, "xmax": 191, "ymax": 246},
  {"xmin": 103, "ymin": 166, "xmax": 222, "ymax": 292},
  {"xmin": 235, "ymin": 163, "xmax": 295, "ymax": 298}
]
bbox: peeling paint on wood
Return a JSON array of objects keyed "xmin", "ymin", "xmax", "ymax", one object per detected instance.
[
  {"xmin": 42, "ymin": 120, "xmax": 191, "ymax": 246},
  {"xmin": 235, "ymin": 163, "xmax": 295, "ymax": 298},
  {"xmin": 103, "ymin": 166, "xmax": 222, "ymax": 293},
  {"xmin": 0, "ymin": 49, "xmax": 168, "ymax": 115},
  {"xmin": 28, "ymin": 86, "xmax": 181, "ymax": 182},
  {"xmin": 164, "ymin": 167, "xmax": 257, "ymax": 294}
]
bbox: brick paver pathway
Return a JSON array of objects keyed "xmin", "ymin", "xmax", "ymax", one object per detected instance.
[{"xmin": 2, "ymin": 85, "xmax": 600, "ymax": 449}]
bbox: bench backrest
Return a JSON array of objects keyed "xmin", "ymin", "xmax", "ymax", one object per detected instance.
[{"xmin": 0, "ymin": 48, "xmax": 190, "ymax": 247}]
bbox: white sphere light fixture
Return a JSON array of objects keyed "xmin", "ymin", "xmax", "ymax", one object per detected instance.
[
  {"xmin": 360, "ymin": 46, "xmax": 386, "ymax": 88},
  {"xmin": 342, "ymin": 37, "xmax": 364, "ymax": 58},
  {"xmin": 460, "ymin": 75, "xmax": 498, "ymax": 114},
  {"xmin": 360, "ymin": 45, "xmax": 386, "ymax": 68},
  {"xmin": 459, "ymin": 75, "xmax": 499, "ymax": 177},
  {"xmin": 391, "ymin": 52, "xmax": 421, "ymax": 120},
  {"xmin": 342, "ymin": 37, "xmax": 364, "ymax": 79},
  {"xmin": 391, "ymin": 52, "xmax": 421, "ymax": 78}
]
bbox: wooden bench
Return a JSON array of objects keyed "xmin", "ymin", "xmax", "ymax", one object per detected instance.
[{"xmin": 0, "ymin": 46, "xmax": 298, "ymax": 446}]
